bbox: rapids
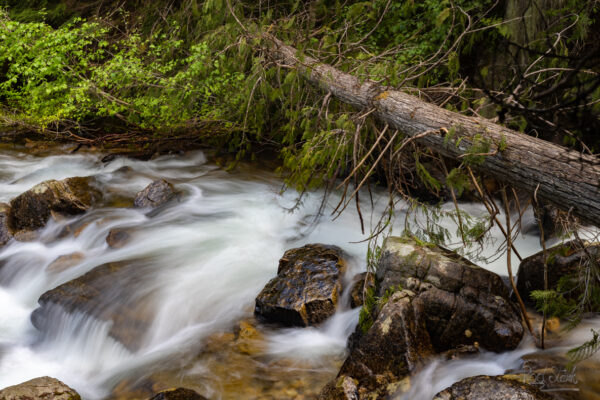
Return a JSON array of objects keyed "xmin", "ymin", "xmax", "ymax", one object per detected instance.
[{"xmin": 0, "ymin": 146, "xmax": 597, "ymax": 399}]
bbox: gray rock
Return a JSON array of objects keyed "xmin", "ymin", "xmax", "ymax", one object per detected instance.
[
  {"xmin": 0, "ymin": 203, "xmax": 12, "ymax": 247},
  {"xmin": 378, "ymin": 236, "xmax": 523, "ymax": 352},
  {"xmin": 433, "ymin": 375, "xmax": 554, "ymax": 400},
  {"xmin": 516, "ymin": 241, "xmax": 599, "ymax": 308},
  {"xmin": 0, "ymin": 376, "xmax": 81, "ymax": 400},
  {"xmin": 134, "ymin": 179, "xmax": 177, "ymax": 208}
]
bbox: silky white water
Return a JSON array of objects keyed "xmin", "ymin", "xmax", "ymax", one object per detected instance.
[{"xmin": 0, "ymin": 147, "xmax": 595, "ymax": 399}]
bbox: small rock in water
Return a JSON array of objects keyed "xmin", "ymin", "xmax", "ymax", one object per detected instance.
[
  {"xmin": 254, "ymin": 243, "xmax": 346, "ymax": 327},
  {"xmin": 106, "ymin": 228, "xmax": 132, "ymax": 249},
  {"xmin": 134, "ymin": 179, "xmax": 178, "ymax": 208},
  {"xmin": 433, "ymin": 375, "xmax": 554, "ymax": 400},
  {"xmin": 148, "ymin": 388, "xmax": 208, "ymax": 400},
  {"xmin": 0, "ymin": 376, "xmax": 81, "ymax": 400}
]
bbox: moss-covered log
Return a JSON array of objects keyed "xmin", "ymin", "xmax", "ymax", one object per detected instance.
[{"xmin": 264, "ymin": 34, "xmax": 600, "ymax": 227}]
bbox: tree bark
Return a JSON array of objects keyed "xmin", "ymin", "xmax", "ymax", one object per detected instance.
[{"xmin": 264, "ymin": 34, "xmax": 600, "ymax": 227}]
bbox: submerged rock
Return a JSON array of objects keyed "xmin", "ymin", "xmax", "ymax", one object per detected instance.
[
  {"xmin": 0, "ymin": 376, "xmax": 81, "ymax": 400},
  {"xmin": 434, "ymin": 375, "xmax": 554, "ymax": 400},
  {"xmin": 31, "ymin": 261, "xmax": 155, "ymax": 351},
  {"xmin": 0, "ymin": 203, "xmax": 12, "ymax": 246},
  {"xmin": 148, "ymin": 388, "xmax": 208, "ymax": 400},
  {"xmin": 8, "ymin": 177, "xmax": 100, "ymax": 232},
  {"xmin": 516, "ymin": 241, "xmax": 599, "ymax": 308},
  {"xmin": 46, "ymin": 252, "xmax": 85, "ymax": 273},
  {"xmin": 349, "ymin": 272, "xmax": 376, "ymax": 308},
  {"xmin": 134, "ymin": 179, "xmax": 177, "ymax": 209},
  {"xmin": 255, "ymin": 243, "xmax": 346, "ymax": 327},
  {"xmin": 106, "ymin": 228, "xmax": 132, "ymax": 249}
]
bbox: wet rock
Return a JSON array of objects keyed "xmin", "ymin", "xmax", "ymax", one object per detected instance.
[
  {"xmin": 516, "ymin": 241, "xmax": 599, "ymax": 308},
  {"xmin": 255, "ymin": 244, "xmax": 346, "ymax": 327},
  {"xmin": 8, "ymin": 177, "xmax": 100, "ymax": 232},
  {"xmin": 106, "ymin": 228, "xmax": 132, "ymax": 249},
  {"xmin": 349, "ymin": 272, "xmax": 375, "ymax": 308},
  {"xmin": 46, "ymin": 252, "xmax": 85, "ymax": 273},
  {"xmin": 336, "ymin": 290, "xmax": 434, "ymax": 398},
  {"xmin": 134, "ymin": 179, "xmax": 177, "ymax": 209},
  {"xmin": 378, "ymin": 236, "xmax": 523, "ymax": 352},
  {"xmin": 433, "ymin": 375, "xmax": 554, "ymax": 400},
  {"xmin": 0, "ymin": 376, "xmax": 81, "ymax": 400},
  {"xmin": 0, "ymin": 203, "xmax": 12, "ymax": 246},
  {"xmin": 148, "ymin": 388, "xmax": 207, "ymax": 400},
  {"xmin": 318, "ymin": 376, "xmax": 359, "ymax": 400},
  {"xmin": 320, "ymin": 236, "xmax": 523, "ymax": 400},
  {"xmin": 31, "ymin": 261, "xmax": 155, "ymax": 351}
]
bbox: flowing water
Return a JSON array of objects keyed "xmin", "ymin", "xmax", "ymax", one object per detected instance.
[{"xmin": 0, "ymin": 145, "xmax": 597, "ymax": 399}]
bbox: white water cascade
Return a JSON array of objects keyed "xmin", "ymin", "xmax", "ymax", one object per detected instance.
[{"xmin": 0, "ymin": 147, "xmax": 597, "ymax": 399}]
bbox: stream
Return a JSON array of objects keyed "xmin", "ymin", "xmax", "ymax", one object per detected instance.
[{"xmin": 0, "ymin": 146, "xmax": 598, "ymax": 399}]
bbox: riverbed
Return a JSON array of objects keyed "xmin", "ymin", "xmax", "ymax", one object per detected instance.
[{"xmin": 0, "ymin": 145, "xmax": 597, "ymax": 399}]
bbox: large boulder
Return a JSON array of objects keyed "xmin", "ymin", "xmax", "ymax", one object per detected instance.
[
  {"xmin": 516, "ymin": 241, "xmax": 599, "ymax": 307},
  {"xmin": 255, "ymin": 244, "xmax": 346, "ymax": 326},
  {"xmin": 0, "ymin": 376, "xmax": 81, "ymax": 400},
  {"xmin": 329, "ymin": 290, "xmax": 434, "ymax": 399},
  {"xmin": 0, "ymin": 203, "xmax": 12, "ymax": 246},
  {"xmin": 134, "ymin": 179, "xmax": 177, "ymax": 209},
  {"xmin": 31, "ymin": 261, "xmax": 155, "ymax": 351},
  {"xmin": 319, "ymin": 236, "xmax": 524, "ymax": 400},
  {"xmin": 377, "ymin": 236, "xmax": 523, "ymax": 352},
  {"xmin": 433, "ymin": 375, "xmax": 554, "ymax": 400},
  {"xmin": 8, "ymin": 177, "xmax": 100, "ymax": 232},
  {"xmin": 148, "ymin": 388, "xmax": 208, "ymax": 400}
]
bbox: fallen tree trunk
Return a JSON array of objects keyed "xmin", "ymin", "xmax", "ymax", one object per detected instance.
[{"xmin": 264, "ymin": 34, "xmax": 600, "ymax": 227}]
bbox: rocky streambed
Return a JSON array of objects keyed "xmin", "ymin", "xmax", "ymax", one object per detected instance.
[{"xmin": 0, "ymin": 145, "xmax": 598, "ymax": 400}]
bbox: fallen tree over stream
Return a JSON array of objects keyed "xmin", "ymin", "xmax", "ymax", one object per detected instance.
[{"xmin": 263, "ymin": 34, "xmax": 600, "ymax": 227}]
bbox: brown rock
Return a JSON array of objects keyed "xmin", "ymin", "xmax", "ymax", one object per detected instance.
[
  {"xmin": 134, "ymin": 179, "xmax": 177, "ymax": 209},
  {"xmin": 433, "ymin": 375, "xmax": 554, "ymax": 400},
  {"xmin": 31, "ymin": 261, "xmax": 155, "ymax": 351},
  {"xmin": 148, "ymin": 388, "xmax": 207, "ymax": 400},
  {"xmin": 106, "ymin": 228, "xmax": 132, "ymax": 249},
  {"xmin": 0, "ymin": 376, "xmax": 81, "ymax": 400},
  {"xmin": 349, "ymin": 272, "xmax": 375, "ymax": 308},
  {"xmin": 254, "ymin": 244, "xmax": 346, "ymax": 327},
  {"xmin": 8, "ymin": 177, "xmax": 101, "ymax": 232}
]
